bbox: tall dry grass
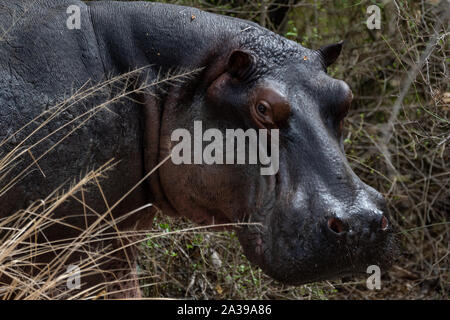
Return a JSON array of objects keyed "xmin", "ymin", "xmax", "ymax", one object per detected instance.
[{"xmin": 0, "ymin": 66, "xmax": 200, "ymax": 299}]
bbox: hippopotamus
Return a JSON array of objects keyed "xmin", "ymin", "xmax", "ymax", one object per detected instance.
[{"xmin": 0, "ymin": 0, "xmax": 397, "ymax": 298}]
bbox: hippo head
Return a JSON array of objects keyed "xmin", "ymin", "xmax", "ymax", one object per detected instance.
[{"xmin": 150, "ymin": 28, "xmax": 397, "ymax": 285}]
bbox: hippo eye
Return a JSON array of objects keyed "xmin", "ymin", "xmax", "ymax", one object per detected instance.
[
  {"xmin": 257, "ymin": 103, "xmax": 267, "ymax": 115},
  {"xmin": 252, "ymin": 100, "xmax": 274, "ymax": 129}
]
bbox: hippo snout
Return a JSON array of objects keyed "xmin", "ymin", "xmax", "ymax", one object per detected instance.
[{"xmin": 238, "ymin": 187, "xmax": 398, "ymax": 285}]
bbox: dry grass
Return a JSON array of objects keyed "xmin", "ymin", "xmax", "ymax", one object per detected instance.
[
  {"xmin": 0, "ymin": 160, "xmax": 121, "ymax": 299},
  {"xmin": 0, "ymin": 66, "xmax": 200, "ymax": 299}
]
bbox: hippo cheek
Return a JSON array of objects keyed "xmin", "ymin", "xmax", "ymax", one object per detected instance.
[{"xmin": 158, "ymin": 161, "xmax": 263, "ymax": 226}]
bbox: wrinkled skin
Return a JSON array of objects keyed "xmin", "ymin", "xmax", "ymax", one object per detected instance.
[{"xmin": 0, "ymin": 0, "xmax": 397, "ymax": 296}]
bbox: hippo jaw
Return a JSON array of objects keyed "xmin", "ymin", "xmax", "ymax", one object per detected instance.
[{"xmin": 237, "ymin": 199, "xmax": 398, "ymax": 285}]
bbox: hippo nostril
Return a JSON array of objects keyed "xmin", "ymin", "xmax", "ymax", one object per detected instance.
[
  {"xmin": 380, "ymin": 215, "xmax": 389, "ymax": 230},
  {"xmin": 327, "ymin": 218, "xmax": 346, "ymax": 234}
]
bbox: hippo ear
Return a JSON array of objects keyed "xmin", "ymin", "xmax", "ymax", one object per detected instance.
[
  {"xmin": 227, "ymin": 50, "xmax": 254, "ymax": 80},
  {"xmin": 317, "ymin": 40, "xmax": 344, "ymax": 68}
]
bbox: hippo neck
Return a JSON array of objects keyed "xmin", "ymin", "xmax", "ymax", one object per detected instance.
[{"xmin": 87, "ymin": 1, "xmax": 260, "ymax": 75}]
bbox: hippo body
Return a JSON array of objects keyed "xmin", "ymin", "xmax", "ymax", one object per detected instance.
[{"xmin": 0, "ymin": 0, "xmax": 396, "ymax": 298}]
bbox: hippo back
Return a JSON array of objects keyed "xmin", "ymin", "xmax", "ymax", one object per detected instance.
[{"xmin": 0, "ymin": 0, "xmax": 147, "ymax": 230}]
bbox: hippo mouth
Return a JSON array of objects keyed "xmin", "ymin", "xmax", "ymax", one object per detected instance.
[{"xmin": 236, "ymin": 211, "xmax": 398, "ymax": 285}]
